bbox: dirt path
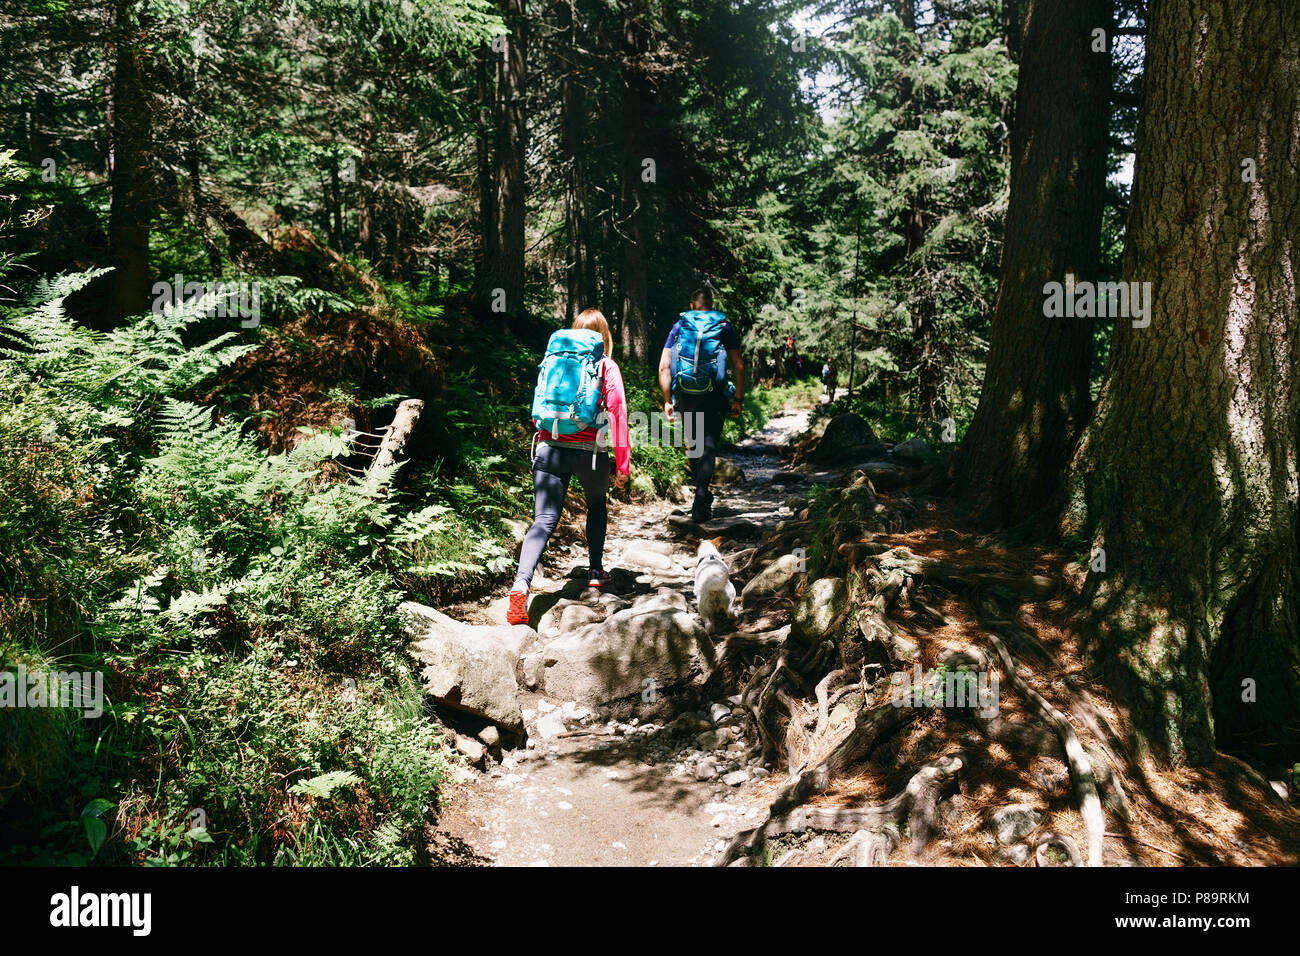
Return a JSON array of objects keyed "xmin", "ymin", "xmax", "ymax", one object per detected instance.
[
  {"xmin": 429, "ymin": 395, "xmax": 1300, "ymax": 869},
  {"xmin": 434, "ymin": 399, "xmax": 821, "ymax": 867}
]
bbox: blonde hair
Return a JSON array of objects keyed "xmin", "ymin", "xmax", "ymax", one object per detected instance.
[{"xmin": 574, "ymin": 308, "xmax": 613, "ymax": 357}]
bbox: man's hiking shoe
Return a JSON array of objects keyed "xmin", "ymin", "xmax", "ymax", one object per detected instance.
[
  {"xmin": 506, "ymin": 588, "xmax": 529, "ymax": 625},
  {"xmin": 588, "ymin": 569, "xmax": 612, "ymax": 588}
]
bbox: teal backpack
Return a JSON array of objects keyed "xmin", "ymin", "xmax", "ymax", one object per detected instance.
[
  {"xmin": 531, "ymin": 328, "xmax": 605, "ymax": 435},
  {"xmin": 672, "ymin": 309, "xmax": 729, "ymax": 395}
]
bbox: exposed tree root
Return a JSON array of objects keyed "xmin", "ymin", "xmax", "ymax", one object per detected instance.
[
  {"xmin": 719, "ymin": 751, "xmax": 964, "ymax": 866},
  {"xmin": 828, "ymin": 825, "xmax": 900, "ymax": 866},
  {"xmin": 984, "ymin": 630, "xmax": 1105, "ymax": 866},
  {"xmin": 1034, "ymin": 831, "xmax": 1082, "ymax": 867},
  {"xmin": 720, "ymin": 479, "xmax": 1119, "ymax": 867},
  {"xmin": 813, "ymin": 668, "xmax": 848, "ymax": 738}
]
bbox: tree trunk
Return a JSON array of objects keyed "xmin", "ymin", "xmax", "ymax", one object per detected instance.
[
  {"xmin": 358, "ymin": 110, "xmax": 376, "ymax": 264},
  {"xmin": 560, "ymin": 0, "xmax": 595, "ymax": 319},
  {"xmin": 949, "ymin": 0, "xmax": 1110, "ymax": 529},
  {"xmin": 895, "ymin": 0, "xmax": 942, "ymax": 423},
  {"xmin": 107, "ymin": 0, "xmax": 153, "ymax": 324},
  {"xmin": 187, "ymin": 144, "xmax": 222, "ymax": 275},
  {"xmin": 473, "ymin": 0, "xmax": 527, "ymax": 323},
  {"xmin": 1061, "ymin": 0, "xmax": 1300, "ymax": 767},
  {"xmin": 475, "ymin": 45, "xmax": 497, "ymax": 276},
  {"xmin": 617, "ymin": 1, "xmax": 650, "ymax": 362}
]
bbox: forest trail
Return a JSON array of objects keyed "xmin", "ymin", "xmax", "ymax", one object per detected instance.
[
  {"xmin": 418, "ymin": 395, "xmax": 1300, "ymax": 869},
  {"xmin": 428, "ymin": 401, "xmax": 825, "ymax": 866}
]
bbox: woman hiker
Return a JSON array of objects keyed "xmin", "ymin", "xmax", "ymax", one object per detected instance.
[{"xmin": 506, "ymin": 309, "xmax": 631, "ymax": 626}]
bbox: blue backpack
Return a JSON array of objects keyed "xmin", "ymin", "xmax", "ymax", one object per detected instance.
[
  {"xmin": 531, "ymin": 328, "xmax": 605, "ymax": 435},
  {"xmin": 672, "ymin": 309, "xmax": 729, "ymax": 395}
]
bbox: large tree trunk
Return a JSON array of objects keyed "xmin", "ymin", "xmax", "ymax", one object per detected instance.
[
  {"xmin": 616, "ymin": 1, "xmax": 650, "ymax": 362},
  {"xmin": 1062, "ymin": 0, "xmax": 1300, "ymax": 767},
  {"xmin": 948, "ymin": 0, "xmax": 1110, "ymax": 529},
  {"xmin": 107, "ymin": 0, "xmax": 153, "ymax": 324},
  {"xmin": 473, "ymin": 0, "xmax": 528, "ymax": 323}
]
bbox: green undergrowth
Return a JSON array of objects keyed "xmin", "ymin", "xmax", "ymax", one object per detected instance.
[{"xmin": 0, "ymin": 271, "xmax": 456, "ymax": 866}]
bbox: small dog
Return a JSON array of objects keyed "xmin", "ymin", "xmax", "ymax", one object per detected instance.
[{"xmin": 694, "ymin": 538, "xmax": 736, "ymax": 634}]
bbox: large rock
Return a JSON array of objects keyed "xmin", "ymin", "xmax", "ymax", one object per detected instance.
[
  {"xmin": 791, "ymin": 577, "xmax": 848, "ymax": 645},
  {"xmin": 558, "ymin": 603, "xmax": 604, "ymax": 633},
  {"xmin": 404, "ymin": 602, "xmax": 532, "ymax": 733},
  {"xmin": 741, "ymin": 553, "xmax": 803, "ymax": 601},
  {"xmin": 806, "ymin": 413, "xmax": 885, "ymax": 465},
  {"xmin": 891, "ymin": 437, "xmax": 938, "ymax": 464},
  {"xmin": 537, "ymin": 594, "xmax": 714, "ymax": 705}
]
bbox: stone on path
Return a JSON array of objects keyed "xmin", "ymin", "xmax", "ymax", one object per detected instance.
[
  {"xmin": 534, "ymin": 711, "xmax": 568, "ymax": 740},
  {"xmin": 741, "ymin": 552, "xmax": 804, "ymax": 600},
  {"xmin": 454, "ymin": 734, "xmax": 486, "ymax": 765},
  {"xmin": 713, "ymin": 458, "xmax": 745, "ymax": 484},
  {"xmin": 891, "ymin": 436, "xmax": 938, "ymax": 463},
  {"xmin": 991, "ymin": 804, "xmax": 1042, "ymax": 845},
  {"xmin": 405, "ymin": 601, "xmax": 531, "ymax": 733},
  {"xmin": 535, "ymin": 593, "xmax": 714, "ymax": 706}
]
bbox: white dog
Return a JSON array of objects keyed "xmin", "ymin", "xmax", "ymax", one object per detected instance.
[{"xmin": 694, "ymin": 539, "xmax": 736, "ymax": 634}]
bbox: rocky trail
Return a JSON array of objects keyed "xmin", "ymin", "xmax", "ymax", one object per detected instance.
[
  {"xmin": 417, "ymin": 401, "xmax": 836, "ymax": 866},
  {"xmin": 411, "ymin": 399, "xmax": 1300, "ymax": 868}
]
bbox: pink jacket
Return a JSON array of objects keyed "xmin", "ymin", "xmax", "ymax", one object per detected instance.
[{"xmin": 537, "ymin": 356, "xmax": 631, "ymax": 475}]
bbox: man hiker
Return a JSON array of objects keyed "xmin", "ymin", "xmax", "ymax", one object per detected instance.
[
  {"xmin": 822, "ymin": 359, "xmax": 838, "ymax": 401},
  {"xmin": 659, "ymin": 288, "xmax": 745, "ymax": 523}
]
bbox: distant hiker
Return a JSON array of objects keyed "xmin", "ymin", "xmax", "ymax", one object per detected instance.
[
  {"xmin": 507, "ymin": 309, "xmax": 630, "ymax": 625},
  {"xmin": 823, "ymin": 360, "xmax": 838, "ymax": 401},
  {"xmin": 659, "ymin": 288, "xmax": 745, "ymax": 523},
  {"xmin": 781, "ymin": 335, "xmax": 801, "ymax": 378}
]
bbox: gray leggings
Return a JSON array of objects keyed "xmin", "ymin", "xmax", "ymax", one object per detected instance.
[{"xmin": 513, "ymin": 443, "xmax": 610, "ymax": 590}]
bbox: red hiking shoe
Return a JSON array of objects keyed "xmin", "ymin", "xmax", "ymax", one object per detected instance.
[{"xmin": 506, "ymin": 588, "xmax": 529, "ymax": 625}]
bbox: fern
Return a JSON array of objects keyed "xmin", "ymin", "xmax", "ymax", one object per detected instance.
[
  {"xmin": 0, "ymin": 271, "xmax": 255, "ymax": 436},
  {"xmin": 290, "ymin": 770, "xmax": 362, "ymax": 799}
]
